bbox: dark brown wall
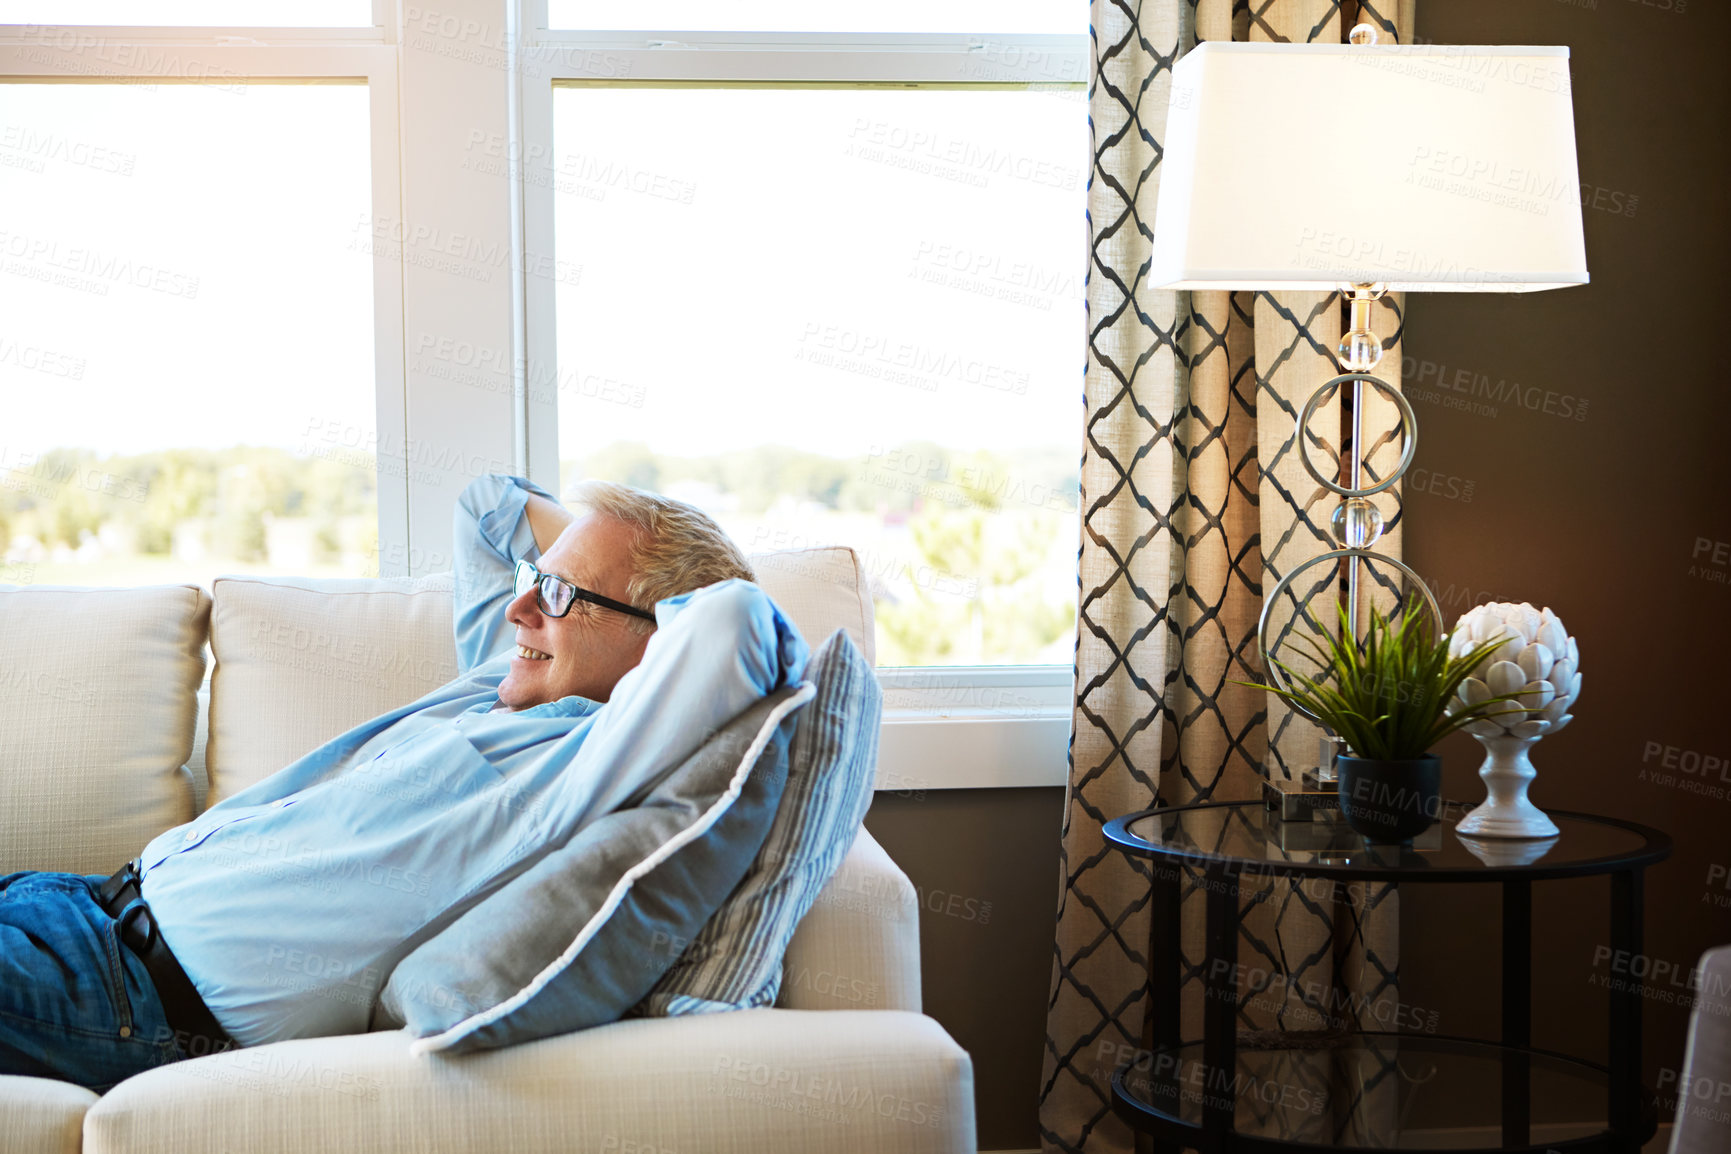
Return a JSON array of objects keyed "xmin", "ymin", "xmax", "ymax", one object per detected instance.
[
  {"xmin": 1404, "ymin": 0, "xmax": 1731, "ymax": 1123},
  {"xmin": 870, "ymin": 3, "xmax": 1731, "ymax": 1149},
  {"xmin": 865, "ymin": 787, "xmax": 1064, "ymax": 1152}
]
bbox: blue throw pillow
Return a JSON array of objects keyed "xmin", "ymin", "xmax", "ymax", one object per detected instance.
[
  {"xmin": 378, "ymin": 681, "xmax": 814, "ymax": 1054},
  {"xmin": 635, "ymin": 628, "xmax": 880, "ymax": 1015}
]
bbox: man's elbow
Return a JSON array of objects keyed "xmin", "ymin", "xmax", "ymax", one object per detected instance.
[{"xmin": 455, "ymin": 472, "xmax": 505, "ymax": 510}]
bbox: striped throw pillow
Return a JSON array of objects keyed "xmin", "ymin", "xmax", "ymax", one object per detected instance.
[{"xmin": 636, "ymin": 628, "xmax": 880, "ymax": 1014}]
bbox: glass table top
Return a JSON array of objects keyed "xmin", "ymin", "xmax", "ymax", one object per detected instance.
[
  {"xmin": 1109, "ymin": 802, "xmax": 1669, "ymax": 881},
  {"xmin": 1114, "ymin": 1033, "xmax": 1645, "ymax": 1151}
]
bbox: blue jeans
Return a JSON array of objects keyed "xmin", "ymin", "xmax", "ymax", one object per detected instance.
[{"xmin": 0, "ymin": 871, "xmax": 185, "ymax": 1091}]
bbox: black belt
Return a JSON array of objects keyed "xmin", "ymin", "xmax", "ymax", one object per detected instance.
[{"xmin": 97, "ymin": 860, "xmax": 235, "ymax": 1058}]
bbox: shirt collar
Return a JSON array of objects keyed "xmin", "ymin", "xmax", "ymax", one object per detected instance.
[{"xmin": 475, "ymin": 696, "xmax": 601, "ymax": 719}]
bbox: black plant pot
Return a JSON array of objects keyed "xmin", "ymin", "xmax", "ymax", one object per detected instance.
[{"xmin": 1337, "ymin": 754, "xmax": 1443, "ymax": 844}]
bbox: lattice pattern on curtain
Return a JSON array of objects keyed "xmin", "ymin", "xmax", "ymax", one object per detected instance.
[{"xmin": 1040, "ymin": 1, "xmax": 1415, "ymax": 1149}]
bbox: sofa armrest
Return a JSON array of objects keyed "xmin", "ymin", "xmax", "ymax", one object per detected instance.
[
  {"xmin": 777, "ymin": 826, "xmax": 921, "ymax": 1013},
  {"xmin": 1671, "ymin": 944, "xmax": 1731, "ymax": 1154}
]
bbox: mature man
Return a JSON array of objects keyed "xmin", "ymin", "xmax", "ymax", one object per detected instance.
[{"xmin": 0, "ymin": 473, "xmax": 808, "ymax": 1091}]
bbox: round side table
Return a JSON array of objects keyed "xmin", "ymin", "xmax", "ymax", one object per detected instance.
[{"xmin": 1103, "ymin": 800, "xmax": 1671, "ymax": 1154}]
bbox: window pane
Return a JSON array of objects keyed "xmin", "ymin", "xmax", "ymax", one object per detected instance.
[
  {"xmin": 550, "ymin": 1, "xmax": 1080, "ymax": 35},
  {"xmin": 552, "ymin": 86, "xmax": 1084, "ymax": 667},
  {"xmin": 0, "ymin": 83, "xmax": 378, "ymax": 587},
  {"xmin": 0, "ymin": 2, "xmax": 371, "ymax": 26}
]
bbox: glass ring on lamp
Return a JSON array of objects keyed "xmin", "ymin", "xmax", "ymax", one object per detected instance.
[
  {"xmin": 1256, "ymin": 548, "xmax": 1445, "ymax": 726},
  {"xmin": 1297, "ymin": 373, "xmax": 1419, "ymax": 498}
]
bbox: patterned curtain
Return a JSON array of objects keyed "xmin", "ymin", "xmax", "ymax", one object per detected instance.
[{"xmin": 1041, "ymin": 1, "xmax": 1416, "ymax": 1150}]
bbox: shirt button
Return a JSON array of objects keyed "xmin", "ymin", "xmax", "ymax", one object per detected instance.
[
  {"xmin": 183, "ymin": 830, "xmax": 198, "ymax": 842},
  {"xmin": 275, "ymin": 799, "xmax": 293, "ymax": 808}
]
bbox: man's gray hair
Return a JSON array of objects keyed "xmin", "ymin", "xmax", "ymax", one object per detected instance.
[{"xmin": 565, "ymin": 479, "xmax": 755, "ymax": 633}]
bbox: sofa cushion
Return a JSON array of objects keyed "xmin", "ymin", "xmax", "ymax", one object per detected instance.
[
  {"xmin": 204, "ymin": 573, "xmax": 459, "ymax": 805},
  {"xmin": 82, "ymin": 1011, "xmax": 974, "ymax": 1154},
  {"xmin": 378, "ymin": 684, "xmax": 813, "ymax": 1055},
  {"xmin": 638, "ymin": 629, "xmax": 880, "ymax": 1016},
  {"xmin": 751, "ymin": 547, "xmax": 876, "ymax": 667},
  {"xmin": 0, "ymin": 1074, "xmax": 97, "ymax": 1154},
  {"xmin": 204, "ymin": 548, "xmax": 872, "ymax": 809},
  {"xmin": 0, "ymin": 584, "xmax": 207, "ymax": 875}
]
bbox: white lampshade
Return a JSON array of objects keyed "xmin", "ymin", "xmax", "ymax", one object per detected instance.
[{"xmin": 1150, "ymin": 43, "xmax": 1590, "ymax": 292}]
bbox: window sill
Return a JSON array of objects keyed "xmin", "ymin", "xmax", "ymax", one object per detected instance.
[{"xmin": 874, "ymin": 664, "xmax": 1071, "ymax": 792}]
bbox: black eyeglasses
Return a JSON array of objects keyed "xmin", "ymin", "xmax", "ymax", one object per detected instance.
[{"xmin": 513, "ymin": 559, "xmax": 657, "ymax": 624}]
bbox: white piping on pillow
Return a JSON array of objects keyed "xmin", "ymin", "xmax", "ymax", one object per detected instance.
[{"xmin": 410, "ymin": 679, "xmax": 818, "ymax": 1055}]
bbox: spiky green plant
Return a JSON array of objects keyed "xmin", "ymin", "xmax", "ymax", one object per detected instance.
[{"xmin": 1241, "ymin": 600, "xmax": 1531, "ymax": 762}]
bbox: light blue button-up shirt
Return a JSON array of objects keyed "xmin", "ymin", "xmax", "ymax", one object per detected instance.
[{"xmin": 139, "ymin": 474, "xmax": 808, "ymax": 1048}]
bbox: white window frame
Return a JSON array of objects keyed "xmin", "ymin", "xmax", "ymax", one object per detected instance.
[
  {"xmin": 0, "ymin": 5, "xmax": 412, "ymax": 569},
  {"xmin": 516, "ymin": 2, "xmax": 1085, "ymax": 790},
  {"xmin": 0, "ymin": 0, "xmax": 1083, "ymax": 790}
]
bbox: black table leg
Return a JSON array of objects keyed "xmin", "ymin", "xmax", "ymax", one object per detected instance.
[
  {"xmin": 1149, "ymin": 861, "xmax": 1182, "ymax": 1153},
  {"xmin": 1609, "ymin": 868, "xmax": 1644, "ymax": 1152},
  {"xmin": 1501, "ymin": 879, "xmax": 1531, "ymax": 1148},
  {"xmin": 1202, "ymin": 863, "xmax": 1239, "ymax": 1153},
  {"xmin": 1152, "ymin": 862, "xmax": 1182, "ymax": 1050}
]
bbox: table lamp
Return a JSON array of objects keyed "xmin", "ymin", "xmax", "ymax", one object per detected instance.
[{"xmin": 1148, "ymin": 25, "xmax": 1590, "ymax": 761}]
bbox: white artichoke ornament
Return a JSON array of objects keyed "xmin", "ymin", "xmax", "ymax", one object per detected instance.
[{"xmin": 1446, "ymin": 602, "xmax": 1580, "ymax": 740}]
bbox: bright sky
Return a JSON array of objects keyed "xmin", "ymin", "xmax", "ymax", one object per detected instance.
[
  {"xmin": 0, "ymin": 22, "xmax": 1086, "ymax": 466},
  {"xmin": 0, "ymin": 2, "xmax": 1077, "ymax": 33},
  {"xmin": 553, "ymin": 85, "xmax": 1086, "ymax": 461},
  {"xmin": 0, "ymin": 81, "xmax": 377, "ymax": 460},
  {"xmin": 0, "ymin": 3, "xmax": 368, "ymax": 24},
  {"xmin": 548, "ymin": 1, "xmax": 1079, "ymax": 33}
]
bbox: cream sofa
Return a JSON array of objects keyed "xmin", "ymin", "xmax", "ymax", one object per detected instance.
[{"xmin": 0, "ymin": 547, "xmax": 976, "ymax": 1154}]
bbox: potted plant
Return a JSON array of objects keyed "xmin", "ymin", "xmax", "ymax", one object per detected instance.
[{"xmin": 1244, "ymin": 601, "xmax": 1531, "ymax": 843}]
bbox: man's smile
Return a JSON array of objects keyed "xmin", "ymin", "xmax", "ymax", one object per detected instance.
[{"xmin": 516, "ymin": 644, "xmax": 553, "ymax": 661}]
